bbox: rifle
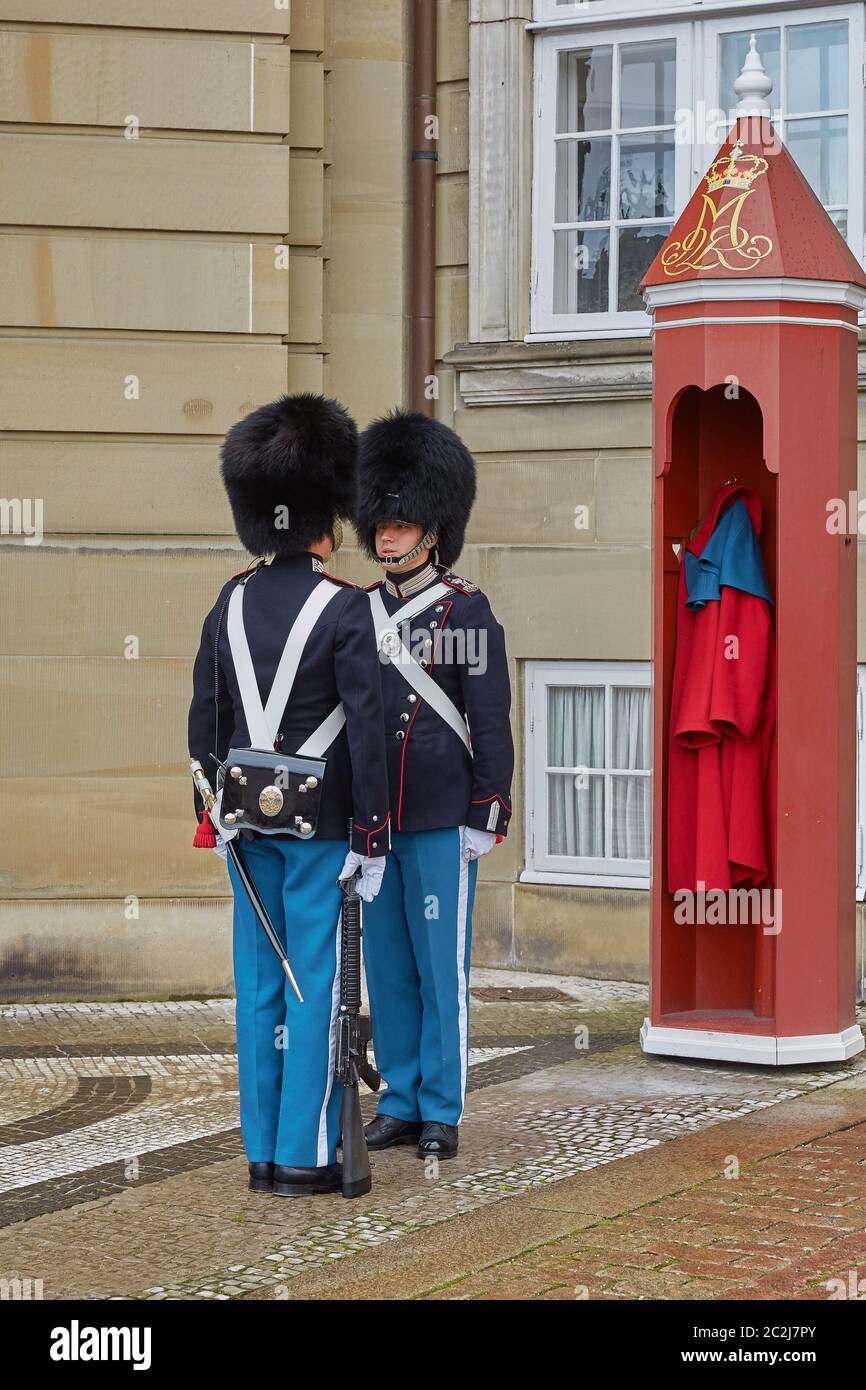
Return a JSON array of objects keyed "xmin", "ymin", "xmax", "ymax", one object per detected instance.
[
  {"xmin": 336, "ymin": 867, "xmax": 381, "ymax": 1199},
  {"xmin": 190, "ymin": 759, "xmax": 304, "ymax": 1003}
]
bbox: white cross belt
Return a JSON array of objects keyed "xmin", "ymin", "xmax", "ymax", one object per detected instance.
[{"xmin": 367, "ymin": 584, "xmax": 473, "ymax": 757}]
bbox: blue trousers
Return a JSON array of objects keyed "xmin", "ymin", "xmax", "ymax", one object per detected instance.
[
  {"xmin": 227, "ymin": 835, "xmax": 346, "ymax": 1168},
  {"xmin": 363, "ymin": 826, "xmax": 477, "ymax": 1127}
]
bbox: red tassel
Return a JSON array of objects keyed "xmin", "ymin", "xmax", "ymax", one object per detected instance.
[
  {"xmin": 193, "ymin": 809, "xmax": 217, "ymax": 848},
  {"xmin": 496, "ymin": 834, "xmax": 504, "ymax": 844}
]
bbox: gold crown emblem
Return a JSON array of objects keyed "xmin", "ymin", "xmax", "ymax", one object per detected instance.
[{"xmin": 705, "ymin": 144, "xmax": 768, "ymax": 193}]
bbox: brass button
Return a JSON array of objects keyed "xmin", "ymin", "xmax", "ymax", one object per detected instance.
[
  {"xmin": 429, "ymin": 621, "xmax": 437, "ymax": 628},
  {"xmin": 400, "ymin": 713, "xmax": 409, "ymax": 722},
  {"xmin": 373, "ymin": 815, "xmax": 378, "ymax": 823},
  {"xmin": 407, "ymin": 694, "xmax": 417, "ymax": 703},
  {"xmin": 372, "ymin": 841, "xmax": 378, "ymax": 849},
  {"xmin": 396, "ymin": 730, "xmax": 405, "ymax": 741},
  {"xmin": 435, "ymin": 605, "xmax": 444, "ymax": 612}
]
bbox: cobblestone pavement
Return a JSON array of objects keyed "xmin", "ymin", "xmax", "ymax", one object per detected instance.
[{"xmin": 0, "ymin": 970, "xmax": 864, "ymax": 1301}]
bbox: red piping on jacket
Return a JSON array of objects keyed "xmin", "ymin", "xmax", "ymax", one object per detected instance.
[
  {"xmin": 321, "ymin": 570, "xmax": 357, "ymax": 589},
  {"xmin": 353, "ymin": 812, "xmax": 391, "ymax": 855},
  {"xmin": 396, "ymin": 700, "xmax": 422, "ymax": 830},
  {"xmin": 470, "ymin": 793, "xmax": 512, "ymax": 813}
]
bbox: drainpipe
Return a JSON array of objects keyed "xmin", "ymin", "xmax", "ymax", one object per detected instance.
[{"xmin": 411, "ymin": 0, "xmax": 437, "ymax": 416}]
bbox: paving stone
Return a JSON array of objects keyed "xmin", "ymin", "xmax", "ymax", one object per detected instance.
[{"xmin": 0, "ymin": 983, "xmax": 864, "ymax": 1300}]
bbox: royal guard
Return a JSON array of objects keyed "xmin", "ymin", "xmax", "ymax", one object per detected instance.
[
  {"xmin": 187, "ymin": 394, "xmax": 390, "ymax": 1197},
  {"xmin": 354, "ymin": 411, "xmax": 514, "ymax": 1159}
]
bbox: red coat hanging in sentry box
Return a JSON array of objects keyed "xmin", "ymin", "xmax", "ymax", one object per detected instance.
[{"xmin": 667, "ymin": 482, "xmax": 776, "ymax": 894}]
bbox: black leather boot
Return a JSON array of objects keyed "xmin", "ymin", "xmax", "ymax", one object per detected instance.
[
  {"xmin": 364, "ymin": 1115, "xmax": 423, "ymax": 1150},
  {"xmin": 272, "ymin": 1162, "xmax": 343, "ymax": 1197},
  {"xmin": 417, "ymin": 1122, "xmax": 458, "ymax": 1159},
  {"xmin": 248, "ymin": 1162, "xmax": 274, "ymax": 1193}
]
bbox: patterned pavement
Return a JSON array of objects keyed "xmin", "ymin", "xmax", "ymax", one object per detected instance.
[{"xmin": 0, "ymin": 972, "xmax": 864, "ymax": 1300}]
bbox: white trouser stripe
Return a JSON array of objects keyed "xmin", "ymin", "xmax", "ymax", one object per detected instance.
[
  {"xmin": 456, "ymin": 827, "xmax": 470, "ymax": 1121},
  {"xmin": 317, "ymin": 910, "xmax": 342, "ymax": 1166}
]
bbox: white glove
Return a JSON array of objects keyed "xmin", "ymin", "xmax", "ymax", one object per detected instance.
[
  {"xmin": 339, "ymin": 850, "xmax": 386, "ymax": 903},
  {"xmin": 212, "ymin": 831, "xmax": 228, "ymax": 862},
  {"xmin": 461, "ymin": 826, "xmax": 498, "ymax": 862}
]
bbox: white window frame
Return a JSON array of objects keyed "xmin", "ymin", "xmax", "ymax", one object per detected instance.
[
  {"xmin": 530, "ymin": 2, "xmax": 865, "ymax": 342},
  {"xmin": 857, "ymin": 665, "xmax": 866, "ymax": 901},
  {"xmin": 534, "ymin": 0, "xmax": 694, "ymax": 23},
  {"xmin": 531, "ymin": 20, "xmax": 693, "ymax": 340},
  {"xmin": 532, "ymin": 0, "xmax": 860, "ymax": 33},
  {"xmin": 523, "ymin": 660, "xmax": 652, "ymax": 888},
  {"xmin": 699, "ymin": 5, "xmax": 864, "ymax": 254}
]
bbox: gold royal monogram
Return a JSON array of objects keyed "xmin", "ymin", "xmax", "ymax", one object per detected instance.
[{"xmin": 661, "ymin": 145, "xmax": 773, "ymax": 277}]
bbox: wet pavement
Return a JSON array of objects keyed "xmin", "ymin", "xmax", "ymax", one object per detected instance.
[{"xmin": 1, "ymin": 970, "xmax": 865, "ymax": 1301}]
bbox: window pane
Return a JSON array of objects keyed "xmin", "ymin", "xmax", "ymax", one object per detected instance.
[
  {"xmin": 554, "ymin": 229, "xmax": 610, "ymax": 314},
  {"xmin": 557, "ymin": 47, "xmax": 613, "ymax": 134},
  {"xmin": 620, "ymin": 39, "xmax": 676, "ymax": 128},
  {"xmin": 548, "ymin": 772, "xmax": 605, "ymax": 857},
  {"xmin": 719, "ymin": 29, "xmax": 780, "ymax": 117},
  {"xmin": 829, "ymin": 208, "xmax": 848, "ymax": 237},
  {"xmin": 611, "ymin": 687, "xmax": 652, "ymax": 769},
  {"xmin": 611, "ymin": 775, "xmax": 650, "ymax": 859},
  {"xmin": 619, "ymin": 134, "xmax": 675, "ymax": 219},
  {"xmin": 547, "ymin": 685, "xmax": 605, "ymax": 767},
  {"xmin": 788, "ymin": 22, "xmax": 847, "ymax": 114},
  {"xmin": 786, "ymin": 116, "xmax": 847, "ymax": 205},
  {"xmin": 555, "ymin": 138, "xmax": 611, "ymax": 222},
  {"xmin": 617, "ymin": 224, "xmax": 669, "ymax": 311}
]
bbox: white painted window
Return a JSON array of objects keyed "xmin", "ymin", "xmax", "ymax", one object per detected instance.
[
  {"xmin": 523, "ymin": 661, "xmax": 652, "ymax": 887},
  {"xmin": 530, "ymin": 3, "xmax": 865, "ymax": 340},
  {"xmin": 703, "ymin": 9, "xmax": 863, "ymax": 244},
  {"xmin": 524, "ymin": 658, "xmax": 861, "ymax": 896}
]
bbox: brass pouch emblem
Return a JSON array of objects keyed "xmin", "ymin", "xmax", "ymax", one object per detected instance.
[{"xmin": 259, "ymin": 785, "xmax": 284, "ymax": 817}]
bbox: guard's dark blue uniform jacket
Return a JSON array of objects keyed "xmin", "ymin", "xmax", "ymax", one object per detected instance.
[
  {"xmin": 365, "ymin": 563, "xmax": 514, "ymax": 836},
  {"xmin": 188, "ymin": 551, "xmax": 390, "ymax": 857}
]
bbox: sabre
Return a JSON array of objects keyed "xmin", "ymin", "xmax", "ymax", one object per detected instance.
[{"xmin": 190, "ymin": 759, "xmax": 304, "ymax": 1004}]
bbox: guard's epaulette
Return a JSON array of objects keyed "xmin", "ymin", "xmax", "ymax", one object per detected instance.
[
  {"xmin": 439, "ymin": 571, "xmax": 479, "ymax": 596},
  {"xmin": 322, "ymin": 570, "xmax": 357, "ymax": 589}
]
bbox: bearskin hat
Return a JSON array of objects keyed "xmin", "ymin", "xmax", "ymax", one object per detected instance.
[
  {"xmin": 220, "ymin": 393, "xmax": 358, "ymax": 558},
  {"xmin": 356, "ymin": 411, "xmax": 477, "ymax": 568}
]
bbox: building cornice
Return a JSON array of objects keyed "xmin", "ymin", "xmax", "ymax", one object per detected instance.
[
  {"xmin": 527, "ymin": 0, "xmax": 851, "ymax": 36},
  {"xmin": 444, "ymin": 332, "xmax": 866, "ymax": 405}
]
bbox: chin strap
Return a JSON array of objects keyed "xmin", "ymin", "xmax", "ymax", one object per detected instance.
[{"xmin": 376, "ymin": 528, "xmax": 438, "ymax": 568}]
